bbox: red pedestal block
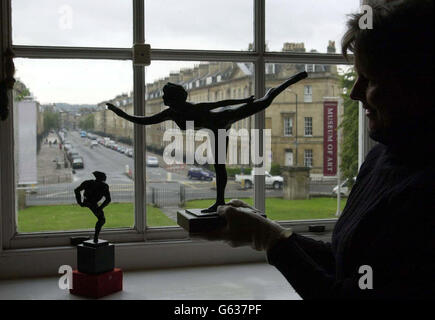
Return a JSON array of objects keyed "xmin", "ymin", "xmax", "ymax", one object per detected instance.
[{"xmin": 70, "ymin": 268, "xmax": 123, "ymax": 299}]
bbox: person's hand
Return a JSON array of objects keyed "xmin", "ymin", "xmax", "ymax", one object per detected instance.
[{"xmin": 190, "ymin": 199, "xmax": 293, "ymax": 251}]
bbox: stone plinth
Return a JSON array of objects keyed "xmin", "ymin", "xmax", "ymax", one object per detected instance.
[{"xmin": 281, "ymin": 166, "xmax": 310, "ymax": 200}]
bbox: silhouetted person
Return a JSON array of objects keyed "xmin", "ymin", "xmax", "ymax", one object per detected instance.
[
  {"xmin": 107, "ymin": 71, "xmax": 307, "ymax": 213},
  {"xmin": 75, "ymin": 171, "xmax": 111, "ymax": 243},
  {"xmin": 193, "ymin": 0, "xmax": 434, "ymax": 299}
]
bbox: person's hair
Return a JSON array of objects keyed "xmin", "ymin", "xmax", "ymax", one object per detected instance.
[
  {"xmin": 163, "ymin": 82, "xmax": 188, "ymax": 102},
  {"xmin": 342, "ymin": 0, "xmax": 433, "ymax": 78}
]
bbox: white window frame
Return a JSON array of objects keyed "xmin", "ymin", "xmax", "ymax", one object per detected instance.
[
  {"xmin": 304, "ymin": 149, "xmax": 313, "ymax": 167},
  {"xmin": 304, "ymin": 117, "xmax": 313, "ymax": 136},
  {"xmin": 283, "ymin": 117, "xmax": 293, "ymax": 136},
  {"xmin": 304, "ymin": 85, "xmax": 313, "ymax": 102},
  {"xmin": 0, "ymin": 0, "xmax": 364, "ymax": 276}
]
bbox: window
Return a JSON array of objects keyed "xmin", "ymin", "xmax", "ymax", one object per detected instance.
[
  {"xmin": 305, "ymin": 64, "xmax": 315, "ymax": 73},
  {"xmin": 285, "ymin": 149, "xmax": 294, "ymax": 166},
  {"xmin": 304, "ymin": 149, "xmax": 313, "ymax": 167},
  {"xmin": 1, "ymin": 1, "xmax": 361, "ymax": 270},
  {"xmin": 305, "ymin": 117, "xmax": 313, "ymax": 136},
  {"xmin": 284, "ymin": 117, "xmax": 293, "ymax": 136},
  {"xmin": 304, "ymin": 85, "xmax": 313, "ymax": 102}
]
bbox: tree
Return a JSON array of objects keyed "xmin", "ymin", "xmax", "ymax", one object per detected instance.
[
  {"xmin": 79, "ymin": 113, "xmax": 95, "ymax": 131},
  {"xmin": 339, "ymin": 67, "xmax": 359, "ymax": 186},
  {"xmin": 43, "ymin": 109, "xmax": 60, "ymax": 133},
  {"xmin": 14, "ymin": 80, "xmax": 31, "ymax": 102}
]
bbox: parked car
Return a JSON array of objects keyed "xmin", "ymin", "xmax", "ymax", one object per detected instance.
[
  {"xmin": 146, "ymin": 156, "xmax": 159, "ymax": 167},
  {"xmin": 118, "ymin": 146, "xmax": 126, "ymax": 154},
  {"xmin": 187, "ymin": 167, "xmax": 214, "ymax": 181},
  {"xmin": 72, "ymin": 157, "xmax": 84, "ymax": 169},
  {"xmin": 63, "ymin": 143, "xmax": 72, "ymax": 151},
  {"xmin": 67, "ymin": 149, "xmax": 80, "ymax": 161},
  {"xmin": 125, "ymin": 149, "xmax": 133, "ymax": 157},
  {"xmin": 332, "ymin": 177, "xmax": 356, "ymax": 196},
  {"xmin": 235, "ymin": 170, "xmax": 283, "ymax": 189}
]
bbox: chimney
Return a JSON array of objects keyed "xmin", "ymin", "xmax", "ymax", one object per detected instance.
[
  {"xmin": 199, "ymin": 63, "xmax": 209, "ymax": 78},
  {"xmin": 192, "ymin": 66, "xmax": 200, "ymax": 79},
  {"xmin": 282, "ymin": 42, "xmax": 306, "ymax": 52},
  {"xmin": 327, "ymin": 41, "xmax": 336, "ymax": 53},
  {"xmin": 168, "ymin": 72, "xmax": 181, "ymax": 84},
  {"xmin": 180, "ymin": 69, "xmax": 194, "ymax": 82},
  {"xmin": 208, "ymin": 62, "xmax": 220, "ymax": 75}
]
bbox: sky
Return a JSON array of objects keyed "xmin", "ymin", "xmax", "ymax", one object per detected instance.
[{"xmin": 11, "ymin": 0, "xmax": 360, "ymax": 105}]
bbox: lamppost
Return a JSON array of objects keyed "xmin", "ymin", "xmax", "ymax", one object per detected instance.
[{"xmin": 286, "ymin": 89, "xmax": 298, "ymax": 166}]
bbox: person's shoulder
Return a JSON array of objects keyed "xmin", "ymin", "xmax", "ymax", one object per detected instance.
[
  {"xmin": 400, "ymin": 166, "xmax": 435, "ymax": 194},
  {"xmin": 80, "ymin": 179, "xmax": 93, "ymax": 186},
  {"xmin": 366, "ymin": 143, "xmax": 386, "ymax": 161},
  {"xmin": 356, "ymin": 143, "xmax": 386, "ymax": 178}
]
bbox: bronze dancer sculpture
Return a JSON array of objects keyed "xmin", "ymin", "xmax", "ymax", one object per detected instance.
[
  {"xmin": 75, "ymin": 171, "xmax": 111, "ymax": 242},
  {"xmin": 107, "ymin": 71, "xmax": 308, "ymax": 213}
]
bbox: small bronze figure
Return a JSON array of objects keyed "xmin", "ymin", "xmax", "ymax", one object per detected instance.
[
  {"xmin": 107, "ymin": 71, "xmax": 308, "ymax": 213},
  {"xmin": 75, "ymin": 171, "xmax": 111, "ymax": 243}
]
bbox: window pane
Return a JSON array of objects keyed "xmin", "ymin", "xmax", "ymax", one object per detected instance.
[
  {"xmin": 266, "ymin": 0, "xmax": 360, "ymax": 53},
  {"xmin": 14, "ymin": 59, "xmax": 137, "ymax": 233},
  {"xmin": 145, "ymin": 1, "xmax": 253, "ymax": 50},
  {"xmin": 265, "ymin": 63, "xmax": 355, "ymax": 221},
  {"xmin": 144, "ymin": 61, "xmax": 254, "ymax": 227},
  {"xmin": 12, "ymin": 0, "xmax": 132, "ymax": 47}
]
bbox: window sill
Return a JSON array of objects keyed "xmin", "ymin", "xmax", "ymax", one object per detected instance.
[{"xmin": 1, "ymin": 219, "xmax": 336, "ymax": 279}]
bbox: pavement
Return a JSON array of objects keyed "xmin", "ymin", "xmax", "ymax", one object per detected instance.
[{"xmin": 37, "ymin": 133, "xmax": 72, "ymax": 185}]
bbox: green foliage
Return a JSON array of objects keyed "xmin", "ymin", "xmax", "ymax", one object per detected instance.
[
  {"xmin": 270, "ymin": 163, "xmax": 282, "ymax": 176},
  {"xmin": 185, "ymin": 197, "xmax": 347, "ymax": 221},
  {"xmin": 14, "ymin": 80, "xmax": 31, "ymax": 102},
  {"xmin": 339, "ymin": 67, "xmax": 359, "ymax": 186},
  {"xmin": 43, "ymin": 110, "xmax": 60, "ymax": 133},
  {"xmin": 226, "ymin": 167, "xmax": 252, "ymax": 177},
  {"xmin": 201, "ymin": 165, "xmax": 252, "ymax": 177},
  {"xmin": 79, "ymin": 113, "xmax": 95, "ymax": 131}
]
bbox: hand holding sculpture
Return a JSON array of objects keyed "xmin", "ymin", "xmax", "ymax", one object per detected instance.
[{"xmin": 191, "ymin": 199, "xmax": 293, "ymax": 251}]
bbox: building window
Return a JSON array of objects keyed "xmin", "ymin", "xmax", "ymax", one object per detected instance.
[
  {"xmin": 304, "ymin": 85, "xmax": 312, "ymax": 102},
  {"xmin": 304, "ymin": 149, "xmax": 313, "ymax": 167},
  {"xmin": 304, "ymin": 117, "xmax": 313, "ymax": 136},
  {"xmin": 305, "ymin": 64, "xmax": 315, "ymax": 73},
  {"xmin": 285, "ymin": 149, "xmax": 294, "ymax": 166},
  {"xmin": 283, "ymin": 117, "xmax": 293, "ymax": 136}
]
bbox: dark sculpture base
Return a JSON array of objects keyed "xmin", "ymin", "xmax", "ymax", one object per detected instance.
[
  {"xmin": 77, "ymin": 240, "xmax": 114, "ymax": 274},
  {"xmin": 177, "ymin": 209, "xmax": 226, "ymax": 233},
  {"xmin": 70, "ymin": 236, "xmax": 91, "ymax": 246},
  {"xmin": 70, "ymin": 268, "xmax": 123, "ymax": 299}
]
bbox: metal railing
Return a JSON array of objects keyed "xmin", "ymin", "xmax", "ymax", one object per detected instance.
[{"xmin": 20, "ymin": 179, "xmax": 338, "ymax": 208}]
